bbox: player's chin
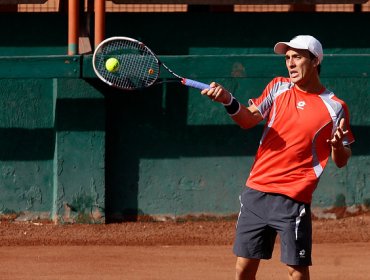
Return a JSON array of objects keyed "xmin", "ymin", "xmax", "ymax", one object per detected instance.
[{"xmin": 289, "ymin": 76, "xmax": 302, "ymax": 84}]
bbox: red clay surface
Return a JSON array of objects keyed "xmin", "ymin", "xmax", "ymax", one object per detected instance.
[{"xmin": 0, "ymin": 213, "xmax": 369, "ymax": 279}]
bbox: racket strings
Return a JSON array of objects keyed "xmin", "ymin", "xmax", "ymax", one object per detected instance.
[{"xmin": 95, "ymin": 39, "xmax": 160, "ymax": 90}]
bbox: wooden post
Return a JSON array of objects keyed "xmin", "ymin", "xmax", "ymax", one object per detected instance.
[
  {"xmin": 68, "ymin": 0, "xmax": 79, "ymax": 55},
  {"xmin": 94, "ymin": 0, "xmax": 106, "ymax": 49}
]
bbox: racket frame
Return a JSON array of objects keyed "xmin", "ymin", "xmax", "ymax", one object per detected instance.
[{"xmin": 92, "ymin": 36, "xmax": 209, "ymax": 91}]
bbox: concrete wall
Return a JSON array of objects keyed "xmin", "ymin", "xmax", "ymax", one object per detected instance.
[
  {"xmin": 0, "ymin": 12, "xmax": 369, "ymax": 222},
  {"xmin": 0, "ymin": 56, "xmax": 105, "ymax": 223}
]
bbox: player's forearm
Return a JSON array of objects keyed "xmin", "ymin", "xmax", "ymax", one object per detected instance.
[
  {"xmin": 231, "ymin": 105, "xmax": 263, "ymax": 129},
  {"xmin": 201, "ymin": 83, "xmax": 263, "ymax": 128},
  {"xmin": 331, "ymin": 145, "xmax": 352, "ymax": 168}
]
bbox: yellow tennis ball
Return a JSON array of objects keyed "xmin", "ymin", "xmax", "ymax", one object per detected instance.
[{"xmin": 105, "ymin": 58, "xmax": 119, "ymax": 72}]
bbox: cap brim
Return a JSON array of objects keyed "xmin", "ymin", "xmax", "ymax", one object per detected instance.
[
  {"xmin": 274, "ymin": 42, "xmax": 308, "ymax": 54},
  {"xmin": 274, "ymin": 42, "xmax": 289, "ymax": 54}
]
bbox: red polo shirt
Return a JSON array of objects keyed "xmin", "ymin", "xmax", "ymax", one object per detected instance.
[{"xmin": 247, "ymin": 77, "xmax": 355, "ymax": 203}]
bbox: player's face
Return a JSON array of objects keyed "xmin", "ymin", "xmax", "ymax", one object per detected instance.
[{"xmin": 285, "ymin": 48, "xmax": 318, "ymax": 87}]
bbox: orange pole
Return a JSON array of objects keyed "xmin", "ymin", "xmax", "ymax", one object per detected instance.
[
  {"xmin": 68, "ymin": 0, "xmax": 79, "ymax": 55},
  {"xmin": 94, "ymin": 0, "xmax": 106, "ymax": 49}
]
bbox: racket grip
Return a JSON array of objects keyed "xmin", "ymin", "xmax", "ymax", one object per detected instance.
[{"xmin": 182, "ymin": 78, "xmax": 210, "ymax": 90}]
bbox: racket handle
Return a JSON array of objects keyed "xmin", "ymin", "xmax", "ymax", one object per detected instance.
[{"xmin": 182, "ymin": 78, "xmax": 210, "ymax": 90}]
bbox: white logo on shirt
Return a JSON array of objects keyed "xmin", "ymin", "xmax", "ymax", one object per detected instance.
[{"xmin": 297, "ymin": 101, "xmax": 306, "ymax": 110}]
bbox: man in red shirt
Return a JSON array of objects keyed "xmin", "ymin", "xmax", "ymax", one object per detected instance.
[{"xmin": 201, "ymin": 35, "xmax": 354, "ymax": 280}]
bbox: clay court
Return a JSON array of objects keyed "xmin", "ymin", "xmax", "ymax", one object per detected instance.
[{"xmin": 1, "ymin": 212, "xmax": 369, "ymax": 279}]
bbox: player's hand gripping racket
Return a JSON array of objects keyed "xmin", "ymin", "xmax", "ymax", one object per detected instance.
[{"xmin": 92, "ymin": 36, "xmax": 210, "ymax": 91}]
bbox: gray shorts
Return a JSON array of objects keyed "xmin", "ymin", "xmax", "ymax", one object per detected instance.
[{"xmin": 233, "ymin": 187, "xmax": 312, "ymax": 266}]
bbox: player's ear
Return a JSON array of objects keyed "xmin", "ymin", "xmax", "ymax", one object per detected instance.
[{"xmin": 312, "ymin": 57, "xmax": 320, "ymax": 68}]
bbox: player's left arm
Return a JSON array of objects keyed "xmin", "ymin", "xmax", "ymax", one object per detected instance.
[{"xmin": 328, "ymin": 118, "xmax": 352, "ymax": 168}]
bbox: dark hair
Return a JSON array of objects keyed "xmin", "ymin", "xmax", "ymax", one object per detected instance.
[{"xmin": 309, "ymin": 52, "xmax": 321, "ymax": 75}]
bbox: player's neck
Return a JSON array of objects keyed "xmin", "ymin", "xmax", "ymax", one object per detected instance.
[{"xmin": 295, "ymin": 75, "xmax": 323, "ymax": 94}]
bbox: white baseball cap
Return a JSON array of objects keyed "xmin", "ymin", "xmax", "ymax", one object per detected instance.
[{"xmin": 274, "ymin": 35, "xmax": 324, "ymax": 63}]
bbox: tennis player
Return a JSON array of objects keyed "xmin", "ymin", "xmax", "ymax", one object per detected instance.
[{"xmin": 201, "ymin": 35, "xmax": 355, "ymax": 280}]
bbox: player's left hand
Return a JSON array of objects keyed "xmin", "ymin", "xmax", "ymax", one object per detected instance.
[{"xmin": 327, "ymin": 118, "xmax": 348, "ymax": 149}]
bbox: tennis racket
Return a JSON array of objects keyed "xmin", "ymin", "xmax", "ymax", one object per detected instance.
[{"xmin": 92, "ymin": 36, "xmax": 210, "ymax": 91}]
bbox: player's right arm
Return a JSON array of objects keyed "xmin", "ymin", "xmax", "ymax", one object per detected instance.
[
  {"xmin": 201, "ymin": 82, "xmax": 263, "ymax": 129},
  {"xmin": 231, "ymin": 103, "xmax": 264, "ymax": 129}
]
